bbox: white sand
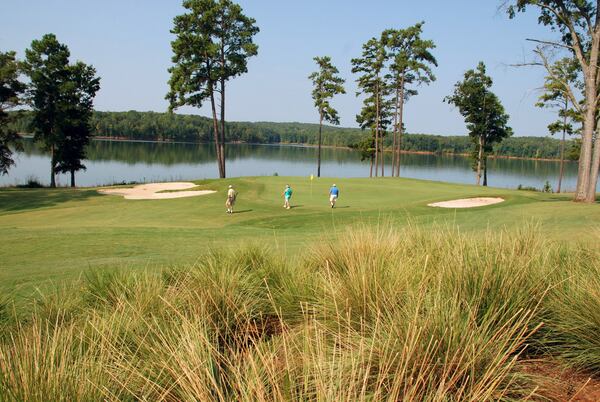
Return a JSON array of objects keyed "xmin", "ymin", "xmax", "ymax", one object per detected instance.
[
  {"xmin": 428, "ymin": 197, "xmax": 505, "ymax": 208},
  {"xmin": 98, "ymin": 182, "xmax": 216, "ymax": 200}
]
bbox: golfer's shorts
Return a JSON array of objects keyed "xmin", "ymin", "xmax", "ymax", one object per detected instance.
[{"xmin": 330, "ymin": 195, "xmax": 337, "ymax": 202}]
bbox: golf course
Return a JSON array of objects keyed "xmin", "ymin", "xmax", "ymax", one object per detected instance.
[
  {"xmin": 1, "ymin": 176, "xmax": 597, "ymax": 300},
  {"xmin": 4, "ymin": 0, "xmax": 600, "ymax": 397},
  {"xmin": 1, "ymin": 177, "xmax": 600, "ymax": 400}
]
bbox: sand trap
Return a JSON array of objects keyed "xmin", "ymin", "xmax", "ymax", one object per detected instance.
[
  {"xmin": 428, "ymin": 197, "xmax": 505, "ymax": 208},
  {"xmin": 98, "ymin": 182, "xmax": 216, "ymax": 200}
]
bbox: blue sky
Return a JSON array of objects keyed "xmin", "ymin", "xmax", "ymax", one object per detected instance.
[{"xmin": 1, "ymin": 0, "xmax": 561, "ymax": 136}]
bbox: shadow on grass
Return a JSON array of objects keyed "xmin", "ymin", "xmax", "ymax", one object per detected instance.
[
  {"xmin": 233, "ymin": 209, "xmax": 253, "ymax": 214},
  {"xmin": 0, "ymin": 188, "xmax": 102, "ymax": 214},
  {"xmin": 538, "ymin": 196, "xmax": 571, "ymax": 202}
]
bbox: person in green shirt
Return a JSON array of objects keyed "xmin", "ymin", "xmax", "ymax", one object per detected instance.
[{"xmin": 283, "ymin": 184, "xmax": 293, "ymax": 209}]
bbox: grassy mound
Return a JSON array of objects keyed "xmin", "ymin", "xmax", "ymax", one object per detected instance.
[{"xmin": 1, "ymin": 225, "xmax": 599, "ymax": 400}]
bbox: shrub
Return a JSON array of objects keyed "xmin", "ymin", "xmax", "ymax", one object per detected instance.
[{"xmin": 16, "ymin": 176, "xmax": 44, "ymax": 188}]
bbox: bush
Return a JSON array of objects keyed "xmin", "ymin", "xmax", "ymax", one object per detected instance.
[
  {"xmin": 517, "ymin": 184, "xmax": 539, "ymax": 192},
  {"xmin": 16, "ymin": 176, "xmax": 44, "ymax": 188}
]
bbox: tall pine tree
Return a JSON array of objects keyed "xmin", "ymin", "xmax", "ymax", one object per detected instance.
[
  {"xmin": 309, "ymin": 56, "xmax": 345, "ymax": 177},
  {"xmin": 382, "ymin": 22, "xmax": 437, "ymax": 177},
  {"xmin": 352, "ymin": 38, "xmax": 389, "ymax": 177},
  {"xmin": 167, "ymin": 0, "xmax": 258, "ymax": 178}
]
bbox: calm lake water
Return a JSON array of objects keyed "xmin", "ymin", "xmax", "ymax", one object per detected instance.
[{"xmin": 0, "ymin": 139, "xmax": 586, "ymax": 191}]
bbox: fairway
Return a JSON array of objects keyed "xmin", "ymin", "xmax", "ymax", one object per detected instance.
[{"xmin": 0, "ymin": 176, "xmax": 598, "ymax": 299}]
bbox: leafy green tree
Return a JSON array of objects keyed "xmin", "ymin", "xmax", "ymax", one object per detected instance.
[
  {"xmin": 54, "ymin": 62, "xmax": 100, "ymax": 187},
  {"xmin": 0, "ymin": 51, "xmax": 25, "ymax": 175},
  {"xmin": 536, "ymin": 57, "xmax": 580, "ymax": 193},
  {"xmin": 352, "ymin": 38, "xmax": 389, "ymax": 177},
  {"xmin": 506, "ymin": 0, "xmax": 599, "ymax": 201},
  {"xmin": 24, "ymin": 34, "xmax": 100, "ymax": 188},
  {"xmin": 445, "ymin": 62, "xmax": 512, "ymax": 186},
  {"xmin": 167, "ymin": 0, "xmax": 259, "ymax": 178},
  {"xmin": 308, "ymin": 56, "xmax": 345, "ymax": 177},
  {"xmin": 354, "ymin": 136, "xmax": 376, "ymax": 177},
  {"xmin": 24, "ymin": 34, "xmax": 69, "ymax": 187},
  {"xmin": 382, "ymin": 22, "xmax": 437, "ymax": 177}
]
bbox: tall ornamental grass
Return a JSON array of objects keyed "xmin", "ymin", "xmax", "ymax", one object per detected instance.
[{"xmin": 0, "ymin": 225, "xmax": 598, "ymax": 401}]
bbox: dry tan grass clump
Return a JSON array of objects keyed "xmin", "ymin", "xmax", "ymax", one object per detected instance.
[{"xmin": 1, "ymin": 225, "xmax": 599, "ymax": 401}]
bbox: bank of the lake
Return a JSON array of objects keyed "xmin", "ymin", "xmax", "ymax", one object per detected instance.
[{"xmin": 1, "ymin": 139, "xmax": 589, "ymax": 191}]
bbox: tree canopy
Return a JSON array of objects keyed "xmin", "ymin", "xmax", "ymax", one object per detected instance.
[
  {"xmin": 382, "ymin": 22, "xmax": 437, "ymax": 177},
  {"xmin": 445, "ymin": 62, "xmax": 512, "ymax": 185},
  {"xmin": 352, "ymin": 37, "xmax": 390, "ymax": 177},
  {"xmin": 24, "ymin": 34, "xmax": 100, "ymax": 187},
  {"xmin": 167, "ymin": 0, "xmax": 258, "ymax": 178},
  {"xmin": 507, "ymin": 0, "xmax": 600, "ymax": 201},
  {"xmin": 0, "ymin": 51, "xmax": 25, "ymax": 175},
  {"xmin": 309, "ymin": 56, "xmax": 346, "ymax": 177}
]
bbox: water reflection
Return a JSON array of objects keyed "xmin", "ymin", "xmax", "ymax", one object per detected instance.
[{"xmin": 2, "ymin": 139, "xmax": 585, "ymax": 191}]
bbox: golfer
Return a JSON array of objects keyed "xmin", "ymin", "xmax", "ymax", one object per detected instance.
[
  {"xmin": 329, "ymin": 184, "xmax": 339, "ymax": 208},
  {"xmin": 226, "ymin": 185, "xmax": 237, "ymax": 214},
  {"xmin": 283, "ymin": 184, "xmax": 293, "ymax": 209}
]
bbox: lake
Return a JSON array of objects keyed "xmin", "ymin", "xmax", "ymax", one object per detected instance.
[{"xmin": 0, "ymin": 139, "xmax": 585, "ymax": 191}]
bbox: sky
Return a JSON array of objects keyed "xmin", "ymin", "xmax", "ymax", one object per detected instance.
[{"xmin": 0, "ymin": 0, "xmax": 565, "ymax": 137}]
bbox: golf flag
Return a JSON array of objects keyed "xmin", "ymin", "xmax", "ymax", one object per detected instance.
[{"xmin": 310, "ymin": 174, "xmax": 314, "ymax": 181}]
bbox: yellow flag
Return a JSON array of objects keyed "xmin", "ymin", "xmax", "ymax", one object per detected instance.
[{"xmin": 310, "ymin": 174, "xmax": 314, "ymax": 181}]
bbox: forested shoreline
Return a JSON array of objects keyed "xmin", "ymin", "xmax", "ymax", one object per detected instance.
[{"xmin": 11, "ymin": 110, "xmax": 577, "ymax": 160}]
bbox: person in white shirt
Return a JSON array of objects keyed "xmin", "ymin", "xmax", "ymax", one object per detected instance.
[{"xmin": 226, "ymin": 185, "xmax": 237, "ymax": 214}]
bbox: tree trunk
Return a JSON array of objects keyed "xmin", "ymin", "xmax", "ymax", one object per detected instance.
[
  {"xmin": 317, "ymin": 110, "xmax": 323, "ymax": 177},
  {"xmin": 50, "ymin": 144, "xmax": 56, "ymax": 188},
  {"xmin": 476, "ymin": 135, "xmax": 483, "ymax": 186},
  {"xmin": 558, "ymin": 103, "xmax": 567, "ymax": 193},
  {"xmin": 396, "ymin": 76, "xmax": 405, "ymax": 178},
  {"xmin": 219, "ymin": 78, "xmax": 226, "ymax": 178},
  {"xmin": 381, "ymin": 140, "xmax": 385, "ymax": 177},
  {"xmin": 587, "ymin": 130, "xmax": 600, "ymax": 202},
  {"xmin": 483, "ymin": 156, "xmax": 488, "ymax": 187},
  {"xmin": 374, "ymin": 80, "xmax": 379, "ymax": 177},
  {"xmin": 369, "ymin": 155, "xmax": 373, "ymax": 178},
  {"xmin": 574, "ymin": 77, "xmax": 597, "ymax": 201},
  {"xmin": 70, "ymin": 169, "xmax": 75, "ymax": 188},
  {"xmin": 392, "ymin": 85, "xmax": 398, "ymax": 177},
  {"xmin": 209, "ymin": 86, "xmax": 224, "ymax": 178}
]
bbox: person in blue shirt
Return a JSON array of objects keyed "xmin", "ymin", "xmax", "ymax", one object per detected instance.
[
  {"xmin": 329, "ymin": 184, "xmax": 339, "ymax": 208},
  {"xmin": 283, "ymin": 184, "xmax": 293, "ymax": 209}
]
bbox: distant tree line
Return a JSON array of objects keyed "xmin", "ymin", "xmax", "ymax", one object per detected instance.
[{"xmin": 9, "ymin": 110, "xmax": 578, "ymax": 160}]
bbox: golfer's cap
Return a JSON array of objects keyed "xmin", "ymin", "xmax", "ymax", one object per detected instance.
[
  {"xmin": 285, "ymin": 184, "xmax": 289, "ymax": 187},
  {"xmin": 228, "ymin": 185, "xmax": 233, "ymax": 188},
  {"xmin": 332, "ymin": 184, "xmax": 336, "ymax": 186}
]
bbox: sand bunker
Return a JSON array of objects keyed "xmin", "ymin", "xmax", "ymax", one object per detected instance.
[
  {"xmin": 98, "ymin": 182, "xmax": 216, "ymax": 200},
  {"xmin": 428, "ymin": 197, "xmax": 505, "ymax": 208}
]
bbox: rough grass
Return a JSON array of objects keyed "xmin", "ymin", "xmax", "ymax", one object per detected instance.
[{"xmin": 0, "ymin": 225, "xmax": 599, "ymax": 401}]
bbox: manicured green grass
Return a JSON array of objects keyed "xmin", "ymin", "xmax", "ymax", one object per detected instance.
[{"xmin": 0, "ymin": 176, "xmax": 598, "ymax": 300}]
